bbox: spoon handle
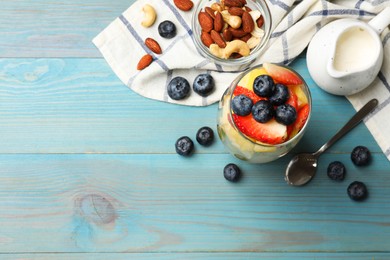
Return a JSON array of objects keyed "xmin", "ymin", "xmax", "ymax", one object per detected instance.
[{"xmin": 313, "ymin": 98, "xmax": 378, "ymax": 156}]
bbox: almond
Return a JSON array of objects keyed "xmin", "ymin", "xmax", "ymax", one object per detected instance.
[
  {"xmin": 222, "ymin": 28, "xmax": 233, "ymax": 41},
  {"xmin": 230, "ymin": 52, "xmax": 243, "ymax": 59},
  {"xmin": 198, "ymin": 11, "xmax": 214, "ymax": 32},
  {"xmin": 240, "ymin": 33, "xmax": 252, "ymax": 42},
  {"xmin": 256, "ymin": 15, "xmax": 264, "ymax": 28},
  {"xmin": 229, "ymin": 28, "xmax": 248, "ymax": 38},
  {"xmin": 145, "ymin": 38, "xmax": 162, "ymax": 54},
  {"xmin": 174, "ymin": 0, "xmax": 194, "ymax": 11},
  {"xmin": 228, "ymin": 7, "xmax": 244, "ymax": 16},
  {"xmin": 224, "ymin": 0, "xmax": 244, "ymax": 8},
  {"xmin": 137, "ymin": 54, "xmax": 153, "ymax": 70},
  {"xmin": 213, "ymin": 12, "xmax": 224, "ymax": 32},
  {"xmin": 244, "ymin": 6, "xmax": 252, "ymax": 12},
  {"xmin": 242, "ymin": 11, "xmax": 254, "ymax": 33},
  {"xmin": 201, "ymin": 31, "xmax": 214, "ymax": 47},
  {"xmin": 205, "ymin": 7, "xmax": 216, "ymax": 19},
  {"xmin": 210, "ymin": 30, "xmax": 226, "ymax": 48}
]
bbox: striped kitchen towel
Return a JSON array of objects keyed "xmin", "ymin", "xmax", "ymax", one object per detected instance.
[{"xmin": 93, "ymin": 0, "xmax": 390, "ymax": 160}]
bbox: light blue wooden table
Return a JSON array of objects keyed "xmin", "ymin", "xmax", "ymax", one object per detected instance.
[{"xmin": 1, "ymin": 1, "xmax": 390, "ymax": 259}]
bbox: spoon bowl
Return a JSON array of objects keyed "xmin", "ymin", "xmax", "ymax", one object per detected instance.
[
  {"xmin": 285, "ymin": 153, "xmax": 318, "ymax": 186},
  {"xmin": 285, "ymin": 98, "xmax": 378, "ymax": 186}
]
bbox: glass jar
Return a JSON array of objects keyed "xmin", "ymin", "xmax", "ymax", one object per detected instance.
[
  {"xmin": 191, "ymin": 0, "xmax": 272, "ymax": 66},
  {"xmin": 217, "ymin": 63, "xmax": 312, "ymax": 163}
]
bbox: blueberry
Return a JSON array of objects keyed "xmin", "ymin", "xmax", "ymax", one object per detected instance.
[
  {"xmin": 223, "ymin": 163, "xmax": 241, "ymax": 182},
  {"xmin": 351, "ymin": 146, "xmax": 371, "ymax": 166},
  {"xmin": 175, "ymin": 136, "xmax": 194, "ymax": 156},
  {"xmin": 275, "ymin": 104, "xmax": 297, "ymax": 125},
  {"xmin": 167, "ymin": 76, "xmax": 190, "ymax": 100},
  {"xmin": 253, "ymin": 75, "xmax": 275, "ymax": 97},
  {"xmin": 231, "ymin": 94, "xmax": 253, "ymax": 116},
  {"xmin": 193, "ymin": 74, "xmax": 215, "ymax": 97},
  {"xmin": 252, "ymin": 100, "xmax": 274, "ymax": 123},
  {"xmin": 269, "ymin": 83, "xmax": 289, "ymax": 105},
  {"xmin": 347, "ymin": 181, "xmax": 368, "ymax": 201},
  {"xmin": 196, "ymin": 126, "xmax": 214, "ymax": 146},
  {"xmin": 327, "ymin": 161, "xmax": 346, "ymax": 181},
  {"xmin": 158, "ymin": 20, "xmax": 176, "ymax": 39}
]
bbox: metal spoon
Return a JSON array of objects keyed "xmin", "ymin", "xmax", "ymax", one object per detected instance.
[{"xmin": 285, "ymin": 98, "xmax": 378, "ymax": 186}]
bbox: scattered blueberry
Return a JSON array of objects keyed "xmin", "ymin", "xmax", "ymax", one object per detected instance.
[
  {"xmin": 158, "ymin": 20, "xmax": 176, "ymax": 39},
  {"xmin": 253, "ymin": 75, "xmax": 275, "ymax": 97},
  {"xmin": 351, "ymin": 145, "xmax": 371, "ymax": 166},
  {"xmin": 347, "ymin": 181, "xmax": 368, "ymax": 201},
  {"xmin": 251, "ymin": 100, "xmax": 274, "ymax": 123},
  {"xmin": 175, "ymin": 136, "xmax": 194, "ymax": 156},
  {"xmin": 269, "ymin": 83, "xmax": 289, "ymax": 105},
  {"xmin": 231, "ymin": 94, "xmax": 253, "ymax": 116},
  {"xmin": 327, "ymin": 161, "xmax": 346, "ymax": 181},
  {"xmin": 167, "ymin": 76, "xmax": 190, "ymax": 100},
  {"xmin": 193, "ymin": 74, "xmax": 215, "ymax": 97},
  {"xmin": 196, "ymin": 126, "xmax": 214, "ymax": 146},
  {"xmin": 275, "ymin": 104, "xmax": 297, "ymax": 125},
  {"xmin": 223, "ymin": 163, "xmax": 241, "ymax": 182}
]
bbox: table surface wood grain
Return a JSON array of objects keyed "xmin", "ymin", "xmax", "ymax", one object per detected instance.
[{"xmin": 1, "ymin": 0, "xmax": 390, "ymax": 259}]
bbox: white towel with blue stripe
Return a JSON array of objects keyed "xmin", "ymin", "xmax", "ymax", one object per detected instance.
[{"xmin": 93, "ymin": 0, "xmax": 390, "ymax": 160}]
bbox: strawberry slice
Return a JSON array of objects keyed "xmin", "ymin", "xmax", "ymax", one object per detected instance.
[
  {"xmin": 232, "ymin": 114, "xmax": 287, "ymax": 145},
  {"xmin": 263, "ymin": 63, "xmax": 303, "ymax": 85},
  {"xmin": 286, "ymin": 87, "xmax": 298, "ymax": 110},
  {"xmin": 290, "ymin": 84, "xmax": 308, "ymax": 109},
  {"xmin": 233, "ymin": 85, "xmax": 263, "ymax": 103},
  {"xmin": 287, "ymin": 104, "xmax": 310, "ymax": 139}
]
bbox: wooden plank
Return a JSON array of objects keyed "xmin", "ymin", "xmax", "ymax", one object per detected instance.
[
  {"xmin": 0, "ymin": 253, "xmax": 389, "ymax": 259},
  {"xmin": 0, "ymin": 0, "xmax": 132, "ymax": 58},
  {"xmin": 0, "ymin": 153, "xmax": 389, "ymax": 253},
  {"xmin": 0, "ymin": 58, "xmax": 382, "ymax": 155}
]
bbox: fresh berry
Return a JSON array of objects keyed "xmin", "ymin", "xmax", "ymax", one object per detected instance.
[
  {"xmin": 269, "ymin": 83, "xmax": 289, "ymax": 105},
  {"xmin": 263, "ymin": 62, "xmax": 303, "ymax": 85},
  {"xmin": 253, "ymin": 75, "xmax": 275, "ymax": 97},
  {"xmin": 275, "ymin": 104, "xmax": 297, "ymax": 126},
  {"xmin": 347, "ymin": 181, "xmax": 368, "ymax": 201},
  {"xmin": 251, "ymin": 100, "xmax": 274, "ymax": 123},
  {"xmin": 287, "ymin": 104, "xmax": 310, "ymax": 138},
  {"xmin": 175, "ymin": 136, "xmax": 194, "ymax": 156},
  {"xmin": 223, "ymin": 163, "xmax": 241, "ymax": 182},
  {"xmin": 351, "ymin": 146, "xmax": 371, "ymax": 166},
  {"xmin": 286, "ymin": 87, "xmax": 298, "ymax": 110},
  {"xmin": 193, "ymin": 74, "xmax": 215, "ymax": 97},
  {"xmin": 196, "ymin": 126, "xmax": 214, "ymax": 146},
  {"xmin": 232, "ymin": 114, "xmax": 287, "ymax": 144},
  {"xmin": 158, "ymin": 20, "xmax": 177, "ymax": 39},
  {"xmin": 167, "ymin": 76, "xmax": 190, "ymax": 100},
  {"xmin": 327, "ymin": 161, "xmax": 346, "ymax": 181},
  {"xmin": 231, "ymin": 94, "xmax": 253, "ymax": 116},
  {"xmin": 233, "ymin": 86, "xmax": 262, "ymax": 103}
]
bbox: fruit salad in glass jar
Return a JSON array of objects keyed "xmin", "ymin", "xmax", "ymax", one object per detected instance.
[{"xmin": 217, "ymin": 63, "xmax": 312, "ymax": 163}]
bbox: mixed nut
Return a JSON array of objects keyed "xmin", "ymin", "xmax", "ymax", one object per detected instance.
[
  {"xmin": 197, "ymin": 0, "xmax": 265, "ymax": 59},
  {"xmin": 137, "ymin": 0, "xmax": 193, "ymax": 70},
  {"xmin": 137, "ymin": 0, "xmax": 266, "ymax": 70}
]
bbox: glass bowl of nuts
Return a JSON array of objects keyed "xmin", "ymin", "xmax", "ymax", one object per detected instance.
[{"xmin": 191, "ymin": 0, "xmax": 272, "ymax": 66}]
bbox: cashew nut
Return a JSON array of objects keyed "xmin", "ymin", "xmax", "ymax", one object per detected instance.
[
  {"xmin": 249, "ymin": 10, "xmax": 264, "ymax": 38},
  {"xmin": 221, "ymin": 10, "xmax": 242, "ymax": 29},
  {"xmin": 210, "ymin": 3, "xmax": 223, "ymax": 12},
  {"xmin": 209, "ymin": 40, "xmax": 250, "ymax": 59},
  {"xmin": 247, "ymin": 36, "xmax": 261, "ymax": 49},
  {"xmin": 141, "ymin": 4, "xmax": 157, "ymax": 27},
  {"xmin": 249, "ymin": 10, "xmax": 261, "ymax": 21}
]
